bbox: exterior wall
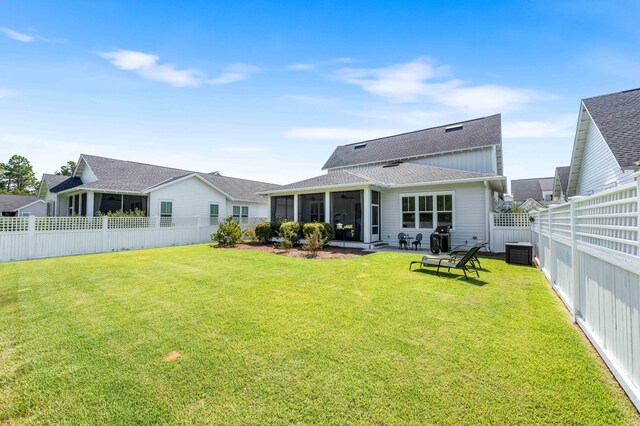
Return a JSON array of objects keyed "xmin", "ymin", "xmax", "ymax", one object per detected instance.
[
  {"xmin": 379, "ymin": 182, "xmax": 489, "ymax": 248},
  {"xmin": 17, "ymin": 202, "xmax": 47, "ymax": 217},
  {"xmin": 78, "ymin": 159, "xmax": 98, "ymax": 184},
  {"xmin": 148, "ymin": 177, "xmax": 228, "ymax": 218},
  {"xmin": 577, "ymin": 118, "xmax": 634, "ymax": 196},
  {"xmin": 332, "ymin": 147, "xmax": 496, "ymax": 174},
  {"xmin": 225, "ymin": 202, "xmax": 269, "ymax": 220}
]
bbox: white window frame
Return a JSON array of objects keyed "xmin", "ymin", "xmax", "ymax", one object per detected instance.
[
  {"xmin": 399, "ymin": 191, "xmax": 455, "ymax": 231},
  {"xmin": 209, "ymin": 203, "xmax": 220, "ymax": 225},
  {"xmin": 232, "ymin": 205, "xmax": 249, "ymax": 223},
  {"xmin": 159, "ymin": 200, "xmax": 173, "ymax": 226}
]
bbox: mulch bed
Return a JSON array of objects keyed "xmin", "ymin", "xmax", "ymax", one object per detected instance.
[{"xmin": 221, "ymin": 242, "xmax": 368, "ymax": 259}]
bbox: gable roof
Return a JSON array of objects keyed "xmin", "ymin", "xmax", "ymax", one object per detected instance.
[
  {"xmin": 582, "ymin": 88, "xmax": 640, "ymax": 169},
  {"xmin": 0, "ymin": 194, "xmax": 43, "ymax": 212},
  {"xmin": 554, "ymin": 166, "xmax": 570, "ymax": 196},
  {"xmin": 42, "ymin": 174, "xmax": 84, "ymax": 193},
  {"xmin": 321, "ymin": 114, "xmax": 502, "ymax": 172},
  {"xmin": 47, "ymin": 154, "xmax": 279, "ymax": 203},
  {"xmin": 259, "ymin": 162, "xmax": 505, "ymax": 194},
  {"xmin": 511, "ymin": 177, "xmax": 554, "ymax": 203}
]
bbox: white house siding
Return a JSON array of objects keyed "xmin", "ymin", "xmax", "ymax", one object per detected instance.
[
  {"xmin": 148, "ymin": 177, "xmax": 228, "ymax": 218},
  {"xmin": 78, "ymin": 160, "xmax": 98, "ymax": 184},
  {"xmin": 224, "ymin": 202, "xmax": 268, "ymax": 220},
  {"xmin": 331, "ymin": 147, "xmax": 496, "ymax": 175},
  {"xmin": 17, "ymin": 202, "xmax": 46, "ymax": 217},
  {"xmin": 379, "ymin": 182, "xmax": 488, "ymax": 248},
  {"xmin": 577, "ymin": 117, "xmax": 634, "ymax": 196}
]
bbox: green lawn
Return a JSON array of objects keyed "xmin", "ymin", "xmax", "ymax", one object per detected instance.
[{"xmin": 1, "ymin": 245, "xmax": 638, "ymax": 424}]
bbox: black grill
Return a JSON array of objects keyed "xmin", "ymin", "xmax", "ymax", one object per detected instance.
[{"xmin": 430, "ymin": 226, "xmax": 451, "ymax": 254}]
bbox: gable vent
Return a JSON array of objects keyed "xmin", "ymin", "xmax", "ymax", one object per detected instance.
[
  {"xmin": 354, "ymin": 143, "xmax": 367, "ymax": 149},
  {"xmin": 445, "ymin": 124, "xmax": 463, "ymax": 132}
]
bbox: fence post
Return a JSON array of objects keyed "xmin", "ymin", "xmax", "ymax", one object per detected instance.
[
  {"xmin": 489, "ymin": 213, "xmax": 495, "ymax": 252},
  {"xmin": 155, "ymin": 216, "xmax": 161, "ymax": 247},
  {"xmin": 570, "ymin": 198, "xmax": 580, "ymax": 322},
  {"xmin": 102, "ymin": 216, "xmax": 108, "ymax": 252},
  {"xmin": 196, "ymin": 216, "xmax": 201, "ymax": 243},
  {"xmin": 27, "ymin": 215, "xmax": 36, "ymax": 259}
]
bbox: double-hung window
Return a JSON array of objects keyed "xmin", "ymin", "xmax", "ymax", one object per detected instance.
[
  {"xmin": 233, "ymin": 205, "xmax": 249, "ymax": 223},
  {"xmin": 160, "ymin": 201, "xmax": 173, "ymax": 226},
  {"xmin": 401, "ymin": 193, "xmax": 454, "ymax": 230},
  {"xmin": 209, "ymin": 204, "xmax": 219, "ymax": 225}
]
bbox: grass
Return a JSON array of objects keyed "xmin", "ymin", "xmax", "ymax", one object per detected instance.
[{"xmin": 0, "ymin": 245, "xmax": 638, "ymax": 425}]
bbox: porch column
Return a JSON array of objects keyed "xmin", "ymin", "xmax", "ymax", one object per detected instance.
[
  {"xmin": 266, "ymin": 196, "xmax": 271, "ymax": 222},
  {"xmin": 324, "ymin": 191, "xmax": 331, "ymax": 225},
  {"xmin": 363, "ymin": 188, "xmax": 371, "ymax": 243},
  {"xmin": 86, "ymin": 191, "xmax": 95, "ymax": 217},
  {"xmin": 293, "ymin": 195, "xmax": 299, "ymax": 222}
]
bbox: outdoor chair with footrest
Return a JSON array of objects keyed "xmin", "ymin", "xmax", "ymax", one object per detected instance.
[{"xmin": 409, "ymin": 244, "xmax": 483, "ymax": 280}]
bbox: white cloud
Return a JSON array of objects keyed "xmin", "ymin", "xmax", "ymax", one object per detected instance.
[
  {"xmin": 286, "ymin": 127, "xmax": 395, "ymax": 141},
  {"xmin": 335, "ymin": 57, "xmax": 543, "ymax": 113},
  {"xmin": 207, "ymin": 63, "xmax": 260, "ymax": 85},
  {"xmin": 288, "ymin": 63, "xmax": 317, "ymax": 71},
  {"xmin": 97, "ymin": 50, "xmax": 203, "ymax": 87},
  {"xmin": 219, "ymin": 146, "xmax": 265, "ymax": 154},
  {"xmin": 285, "ymin": 95, "xmax": 338, "ymax": 105},
  {"xmin": 0, "ymin": 26, "xmax": 33, "ymax": 42},
  {"xmin": 503, "ymin": 114, "xmax": 577, "ymax": 139}
]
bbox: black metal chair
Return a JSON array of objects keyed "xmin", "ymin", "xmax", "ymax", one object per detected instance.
[
  {"xmin": 411, "ymin": 233, "xmax": 423, "ymax": 250},
  {"xmin": 398, "ymin": 232, "xmax": 409, "ymax": 250},
  {"xmin": 449, "ymin": 240, "xmax": 488, "ymax": 269},
  {"xmin": 409, "ymin": 244, "xmax": 483, "ymax": 280}
]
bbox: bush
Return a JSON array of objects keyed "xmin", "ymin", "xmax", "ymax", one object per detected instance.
[
  {"xmin": 211, "ymin": 215, "xmax": 242, "ymax": 247},
  {"xmin": 242, "ymin": 227, "xmax": 256, "ymax": 242},
  {"xmin": 279, "ymin": 221, "xmax": 301, "ymax": 249},
  {"xmin": 255, "ymin": 222, "xmax": 276, "ymax": 244},
  {"xmin": 303, "ymin": 227, "xmax": 324, "ymax": 258},
  {"xmin": 95, "ymin": 208, "xmax": 146, "ymax": 217},
  {"xmin": 303, "ymin": 222, "xmax": 333, "ymax": 245}
]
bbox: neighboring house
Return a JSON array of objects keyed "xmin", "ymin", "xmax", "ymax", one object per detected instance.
[
  {"xmin": 567, "ymin": 88, "xmax": 640, "ymax": 197},
  {"xmin": 258, "ymin": 114, "xmax": 507, "ymax": 247},
  {"xmin": 0, "ymin": 194, "xmax": 46, "ymax": 217},
  {"xmin": 511, "ymin": 177, "xmax": 555, "ymax": 207},
  {"xmin": 38, "ymin": 154, "xmax": 279, "ymax": 222},
  {"xmin": 552, "ymin": 166, "xmax": 570, "ymax": 203}
]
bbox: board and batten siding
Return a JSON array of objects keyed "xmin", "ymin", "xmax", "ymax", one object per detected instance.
[
  {"xmin": 333, "ymin": 147, "xmax": 496, "ymax": 175},
  {"xmin": 148, "ymin": 176, "xmax": 228, "ymax": 218},
  {"xmin": 379, "ymin": 182, "xmax": 488, "ymax": 247},
  {"xmin": 577, "ymin": 116, "xmax": 634, "ymax": 196}
]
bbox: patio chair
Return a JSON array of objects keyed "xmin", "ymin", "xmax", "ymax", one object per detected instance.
[
  {"xmin": 409, "ymin": 244, "xmax": 483, "ymax": 280},
  {"xmin": 449, "ymin": 240, "xmax": 488, "ymax": 269},
  {"xmin": 411, "ymin": 233, "xmax": 423, "ymax": 250},
  {"xmin": 398, "ymin": 232, "xmax": 409, "ymax": 250}
]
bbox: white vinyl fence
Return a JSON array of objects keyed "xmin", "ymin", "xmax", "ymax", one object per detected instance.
[
  {"xmin": 0, "ymin": 216, "xmax": 264, "ymax": 262},
  {"xmin": 531, "ymin": 181, "xmax": 640, "ymax": 410},
  {"xmin": 489, "ymin": 212, "xmax": 532, "ymax": 252}
]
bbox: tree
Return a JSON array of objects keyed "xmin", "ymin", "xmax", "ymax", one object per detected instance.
[
  {"xmin": 55, "ymin": 160, "xmax": 77, "ymax": 176},
  {"xmin": 0, "ymin": 162, "xmax": 7, "ymax": 193},
  {"xmin": 1, "ymin": 155, "xmax": 39, "ymax": 194}
]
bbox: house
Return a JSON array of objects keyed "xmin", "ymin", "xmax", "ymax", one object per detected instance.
[
  {"xmin": 511, "ymin": 177, "xmax": 555, "ymax": 210},
  {"xmin": 258, "ymin": 114, "xmax": 507, "ymax": 248},
  {"xmin": 38, "ymin": 154, "xmax": 279, "ymax": 222},
  {"xmin": 567, "ymin": 88, "xmax": 640, "ymax": 197},
  {"xmin": 0, "ymin": 194, "xmax": 46, "ymax": 217},
  {"xmin": 552, "ymin": 166, "xmax": 570, "ymax": 203}
]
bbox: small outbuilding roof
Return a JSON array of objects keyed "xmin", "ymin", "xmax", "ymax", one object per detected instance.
[
  {"xmin": 511, "ymin": 177, "xmax": 554, "ymax": 203},
  {"xmin": 0, "ymin": 194, "xmax": 43, "ymax": 212}
]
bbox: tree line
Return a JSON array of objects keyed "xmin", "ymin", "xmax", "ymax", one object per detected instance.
[{"xmin": 0, "ymin": 155, "xmax": 76, "ymax": 195}]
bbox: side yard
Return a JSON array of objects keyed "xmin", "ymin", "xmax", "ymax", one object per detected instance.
[{"xmin": 0, "ymin": 245, "xmax": 638, "ymax": 424}]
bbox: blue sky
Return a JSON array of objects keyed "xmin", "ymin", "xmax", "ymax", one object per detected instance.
[{"xmin": 1, "ymin": 1, "xmax": 639, "ymax": 190}]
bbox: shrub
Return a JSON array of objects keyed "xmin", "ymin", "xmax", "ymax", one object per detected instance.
[
  {"xmin": 303, "ymin": 222, "xmax": 333, "ymax": 245},
  {"xmin": 303, "ymin": 227, "xmax": 324, "ymax": 258},
  {"xmin": 211, "ymin": 215, "xmax": 242, "ymax": 247},
  {"xmin": 242, "ymin": 227, "xmax": 256, "ymax": 242},
  {"xmin": 279, "ymin": 221, "xmax": 301, "ymax": 250},
  {"xmin": 95, "ymin": 208, "xmax": 146, "ymax": 217},
  {"xmin": 255, "ymin": 222, "xmax": 276, "ymax": 244}
]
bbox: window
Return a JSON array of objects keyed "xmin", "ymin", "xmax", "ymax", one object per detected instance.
[
  {"xmin": 209, "ymin": 204, "xmax": 219, "ymax": 225},
  {"xmin": 418, "ymin": 195, "xmax": 433, "ymax": 228},
  {"xmin": 299, "ymin": 193, "xmax": 325, "ymax": 223},
  {"xmin": 401, "ymin": 193, "xmax": 454, "ymax": 229},
  {"xmin": 402, "ymin": 196, "xmax": 415, "ymax": 228},
  {"xmin": 271, "ymin": 195, "xmax": 294, "ymax": 222},
  {"xmin": 160, "ymin": 201, "xmax": 173, "ymax": 226},
  {"xmin": 233, "ymin": 205, "xmax": 248, "ymax": 223},
  {"xmin": 47, "ymin": 201, "xmax": 56, "ymax": 217}
]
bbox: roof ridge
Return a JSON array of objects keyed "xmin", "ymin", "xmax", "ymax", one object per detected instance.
[
  {"xmin": 582, "ymin": 87, "xmax": 640, "ymax": 101},
  {"xmin": 81, "ymin": 153, "xmax": 195, "ymax": 174},
  {"xmin": 339, "ymin": 114, "xmax": 501, "ymax": 147}
]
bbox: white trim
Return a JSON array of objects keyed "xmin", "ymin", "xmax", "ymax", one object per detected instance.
[
  {"xmin": 159, "ymin": 199, "xmax": 174, "ymax": 217},
  {"xmin": 10, "ymin": 199, "xmax": 46, "ymax": 212},
  {"xmin": 399, "ymin": 190, "xmax": 456, "ymax": 232},
  {"xmin": 144, "ymin": 173, "xmax": 235, "ymax": 200}
]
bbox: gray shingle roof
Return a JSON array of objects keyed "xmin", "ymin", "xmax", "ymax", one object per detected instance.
[
  {"xmin": 0, "ymin": 194, "xmax": 42, "ymax": 212},
  {"xmin": 42, "ymin": 174, "xmax": 83, "ymax": 193},
  {"xmin": 583, "ymin": 88, "xmax": 640, "ymax": 168},
  {"xmin": 322, "ymin": 114, "xmax": 502, "ymax": 170},
  {"xmin": 51, "ymin": 154, "xmax": 279, "ymax": 203},
  {"xmin": 511, "ymin": 177, "xmax": 554, "ymax": 202},
  {"xmin": 555, "ymin": 166, "xmax": 570, "ymax": 194},
  {"xmin": 261, "ymin": 162, "xmax": 498, "ymax": 193}
]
